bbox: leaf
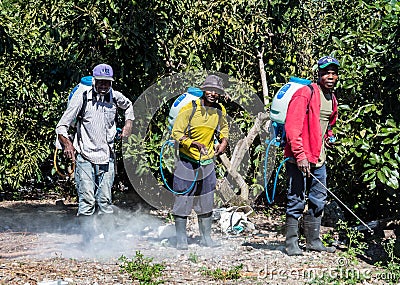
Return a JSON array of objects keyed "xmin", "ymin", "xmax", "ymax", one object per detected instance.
[
  {"xmin": 377, "ymin": 171, "xmax": 387, "ymax": 184},
  {"xmin": 386, "ymin": 173, "xmax": 399, "ymax": 189},
  {"xmin": 382, "ymin": 138, "xmax": 394, "ymax": 145},
  {"xmin": 387, "ymin": 159, "xmax": 399, "ymax": 169},
  {"xmin": 332, "ymin": 36, "xmax": 343, "ymax": 48},
  {"xmin": 363, "ymin": 170, "xmax": 376, "ymax": 182},
  {"xmin": 382, "ymin": 166, "xmax": 391, "ymax": 177}
]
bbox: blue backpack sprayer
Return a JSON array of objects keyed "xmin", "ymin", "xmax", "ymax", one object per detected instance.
[
  {"xmin": 159, "ymin": 87, "xmax": 203, "ymax": 195},
  {"xmin": 264, "ymin": 77, "xmax": 373, "ymax": 233}
]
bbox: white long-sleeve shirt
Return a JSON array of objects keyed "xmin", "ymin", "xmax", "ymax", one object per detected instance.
[{"xmin": 56, "ymin": 88, "xmax": 134, "ymax": 164}]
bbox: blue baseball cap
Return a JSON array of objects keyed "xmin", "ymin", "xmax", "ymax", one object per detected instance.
[{"xmin": 318, "ymin": 56, "xmax": 340, "ymax": 69}]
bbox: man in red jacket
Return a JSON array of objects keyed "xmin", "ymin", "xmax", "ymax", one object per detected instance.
[{"xmin": 284, "ymin": 56, "xmax": 339, "ymax": 256}]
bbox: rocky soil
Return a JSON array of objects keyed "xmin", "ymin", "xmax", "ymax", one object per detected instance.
[{"xmin": 0, "ymin": 199, "xmax": 397, "ymax": 285}]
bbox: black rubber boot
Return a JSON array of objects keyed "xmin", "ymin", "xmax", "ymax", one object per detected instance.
[
  {"xmin": 285, "ymin": 216, "xmax": 303, "ymax": 256},
  {"xmin": 174, "ymin": 216, "xmax": 188, "ymax": 250},
  {"xmin": 304, "ymin": 214, "xmax": 336, "ymax": 253},
  {"xmin": 198, "ymin": 213, "xmax": 221, "ymax": 247}
]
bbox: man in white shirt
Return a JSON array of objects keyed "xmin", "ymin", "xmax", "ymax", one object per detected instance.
[{"xmin": 56, "ymin": 63, "xmax": 134, "ymax": 243}]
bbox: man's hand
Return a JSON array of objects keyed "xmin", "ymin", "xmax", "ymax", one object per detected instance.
[
  {"xmin": 191, "ymin": 141, "xmax": 208, "ymax": 156},
  {"xmin": 58, "ymin": 134, "xmax": 76, "ymax": 162},
  {"xmin": 215, "ymin": 138, "xmax": 228, "ymax": 156},
  {"xmin": 121, "ymin": 119, "xmax": 133, "ymax": 138},
  {"xmin": 63, "ymin": 144, "xmax": 76, "ymax": 162},
  {"xmin": 297, "ymin": 158, "xmax": 310, "ymax": 177},
  {"xmin": 324, "ymin": 136, "xmax": 336, "ymax": 149}
]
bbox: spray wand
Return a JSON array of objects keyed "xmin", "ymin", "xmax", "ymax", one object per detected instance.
[{"xmin": 309, "ymin": 172, "xmax": 374, "ymax": 234}]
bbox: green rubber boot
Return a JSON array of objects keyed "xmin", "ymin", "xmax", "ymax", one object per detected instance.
[
  {"xmin": 285, "ymin": 216, "xmax": 303, "ymax": 256},
  {"xmin": 174, "ymin": 216, "xmax": 188, "ymax": 250},
  {"xmin": 304, "ymin": 214, "xmax": 336, "ymax": 253},
  {"xmin": 198, "ymin": 213, "xmax": 221, "ymax": 248}
]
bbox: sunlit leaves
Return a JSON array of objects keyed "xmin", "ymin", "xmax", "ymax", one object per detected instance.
[{"xmin": 0, "ymin": 0, "xmax": 399, "ymax": 213}]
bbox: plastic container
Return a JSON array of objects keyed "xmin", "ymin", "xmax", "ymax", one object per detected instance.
[
  {"xmin": 167, "ymin": 87, "xmax": 203, "ymax": 129},
  {"xmin": 270, "ymin": 77, "xmax": 312, "ymax": 124},
  {"xmin": 68, "ymin": 75, "xmax": 93, "ymax": 101}
]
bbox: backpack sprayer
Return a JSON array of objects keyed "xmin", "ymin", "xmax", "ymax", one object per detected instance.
[
  {"xmin": 159, "ymin": 87, "xmax": 203, "ymax": 195},
  {"xmin": 264, "ymin": 77, "xmax": 312, "ymax": 203},
  {"xmin": 265, "ymin": 77, "xmax": 373, "ymax": 233}
]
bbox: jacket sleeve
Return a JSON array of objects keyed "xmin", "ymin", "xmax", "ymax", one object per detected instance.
[{"xmin": 284, "ymin": 86, "xmax": 312, "ymax": 162}]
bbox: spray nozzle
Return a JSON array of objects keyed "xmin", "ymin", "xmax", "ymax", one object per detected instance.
[{"xmin": 115, "ymin": 128, "xmax": 122, "ymax": 140}]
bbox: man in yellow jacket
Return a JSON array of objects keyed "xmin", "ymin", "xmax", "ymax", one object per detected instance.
[{"xmin": 171, "ymin": 75, "xmax": 229, "ymax": 250}]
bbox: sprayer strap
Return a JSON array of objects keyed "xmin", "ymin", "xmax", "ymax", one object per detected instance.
[
  {"xmin": 77, "ymin": 90, "xmax": 89, "ymax": 122},
  {"xmin": 185, "ymin": 100, "xmax": 198, "ymax": 138}
]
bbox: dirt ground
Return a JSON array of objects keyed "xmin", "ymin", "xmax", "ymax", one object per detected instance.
[{"xmin": 0, "ymin": 198, "xmax": 397, "ymax": 285}]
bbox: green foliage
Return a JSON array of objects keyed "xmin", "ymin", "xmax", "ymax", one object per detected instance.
[
  {"xmin": 337, "ymin": 220, "xmax": 368, "ymax": 261},
  {"xmin": 322, "ymin": 0, "xmax": 400, "ymax": 218},
  {"xmin": 200, "ymin": 264, "xmax": 243, "ymax": 281},
  {"xmin": 383, "ymin": 238, "xmax": 400, "ymax": 263},
  {"xmin": 188, "ymin": 252, "xmax": 199, "ymax": 263},
  {"xmin": 362, "ymin": 118, "xmax": 400, "ymax": 189},
  {"xmin": 0, "ymin": 0, "xmax": 399, "ymax": 223},
  {"xmin": 322, "ymin": 230, "xmax": 336, "ymax": 247},
  {"xmin": 311, "ymin": 238, "xmax": 400, "ymax": 285},
  {"xmin": 118, "ymin": 252, "xmax": 165, "ymax": 285},
  {"xmin": 375, "ymin": 239, "xmax": 400, "ymax": 284}
]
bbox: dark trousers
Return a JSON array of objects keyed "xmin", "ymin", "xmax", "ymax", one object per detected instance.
[
  {"xmin": 172, "ymin": 159, "xmax": 216, "ymax": 217},
  {"xmin": 286, "ymin": 162, "xmax": 328, "ymax": 219}
]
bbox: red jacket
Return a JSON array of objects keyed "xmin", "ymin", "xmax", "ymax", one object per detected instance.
[{"xmin": 284, "ymin": 83, "xmax": 338, "ymax": 164}]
